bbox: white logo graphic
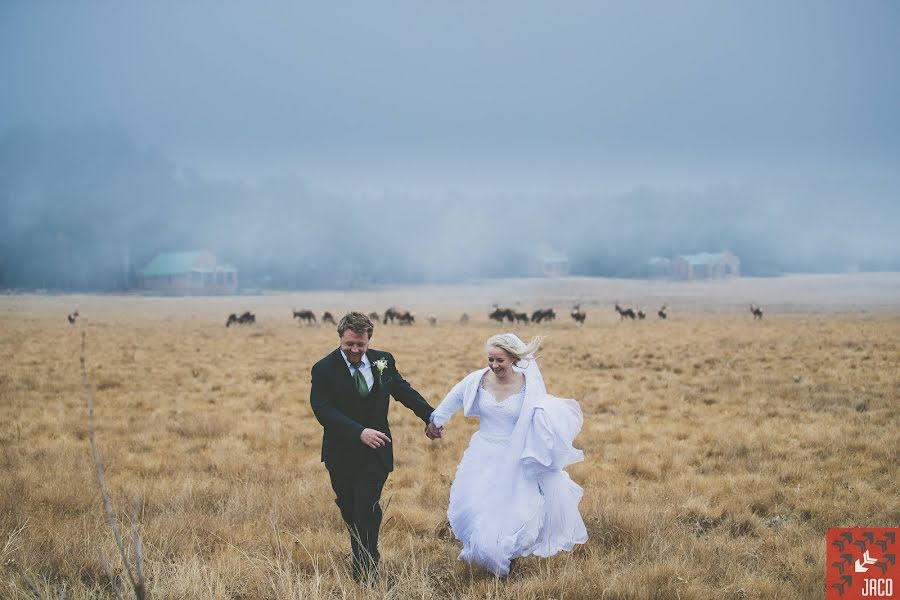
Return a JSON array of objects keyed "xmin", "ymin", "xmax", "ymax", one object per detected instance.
[{"xmin": 854, "ymin": 549, "xmax": 879, "ymax": 573}]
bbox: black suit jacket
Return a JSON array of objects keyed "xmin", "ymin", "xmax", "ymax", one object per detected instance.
[{"xmin": 310, "ymin": 348, "xmax": 434, "ymax": 473}]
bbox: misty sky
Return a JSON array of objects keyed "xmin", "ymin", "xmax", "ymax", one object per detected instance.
[{"xmin": 2, "ymin": 1, "xmax": 899, "ymax": 194}]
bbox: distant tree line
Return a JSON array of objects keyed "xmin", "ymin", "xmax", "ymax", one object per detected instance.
[{"xmin": 1, "ymin": 126, "xmax": 896, "ymax": 291}]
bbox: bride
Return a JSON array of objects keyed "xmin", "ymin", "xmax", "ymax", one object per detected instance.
[{"xmin": 426, "ymin": 333, "xmax": 588, "ymax": 576}]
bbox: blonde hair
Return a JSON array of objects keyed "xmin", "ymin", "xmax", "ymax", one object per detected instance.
[{"xmin": 486, "ymin": 333, "xmax": 543, "ymax": 361}]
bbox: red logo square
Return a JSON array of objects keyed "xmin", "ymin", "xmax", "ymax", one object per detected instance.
[{"xmin": 827, "ymin": 528, "xmax": 898, "ymax": 599}]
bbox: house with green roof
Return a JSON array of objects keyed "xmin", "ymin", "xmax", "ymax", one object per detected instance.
[
  {"xmin": 671, "ymin": 251, "xmax": 740, "ymax": 280},
  {"xmin": 137, "ymin": 251, "xmax": 238, "ymax": 294}
]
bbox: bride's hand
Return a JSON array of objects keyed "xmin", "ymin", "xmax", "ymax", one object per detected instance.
[{"xmin": 425, "ymin": 422, "xmax": 443, "ymax": 440}]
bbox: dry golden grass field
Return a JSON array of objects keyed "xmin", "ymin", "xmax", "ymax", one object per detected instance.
[{"xmin": 1, "ymin": 274, "xmax": 899, "ymax": 599}]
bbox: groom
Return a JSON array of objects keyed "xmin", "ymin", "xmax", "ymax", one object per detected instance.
[{"xmin": 310, "ymin": 311, "xmax": 440, "ymax": 583}]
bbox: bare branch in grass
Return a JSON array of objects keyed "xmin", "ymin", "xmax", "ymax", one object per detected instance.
[
  {"xmin": 99, "ymin": 553, "xmax": 125, "ymax": 600},
  {"xmin": 130, "ymin": 497, "xmax": 146, "ymax": 597},
  {"xmin": 80, "ymin": 331, "xmax": 147, "ymax": 600}
]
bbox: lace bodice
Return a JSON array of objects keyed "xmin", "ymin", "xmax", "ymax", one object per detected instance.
[{"xmin": 475, "ymin": 382, "xmax": 525, "ymax": 438}]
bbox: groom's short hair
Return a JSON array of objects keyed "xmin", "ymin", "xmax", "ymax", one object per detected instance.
[{"xmin": 337, "ymin": 312, "xmax": 374, "ymax": 339}]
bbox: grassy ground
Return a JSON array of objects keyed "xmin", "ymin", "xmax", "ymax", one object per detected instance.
[{"xmin": 1, "ymin": 279, "xmax": 898, "ymax": 598}]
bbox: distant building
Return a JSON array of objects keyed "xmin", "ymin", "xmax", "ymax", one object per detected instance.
[
  {"xmin": 137, "ymin": 251, "xmax": 238, "ymax": 294},
  {"xmin": 535, "ymin": 244, "xmax": 570, "ymax": 277},
  {"xmin": 646, "ymin": 256, "xmax": 672, "ymax": 278},
  {"xmin": 671, "ymin": 251, "xmax": 740, "ymax": 280}
]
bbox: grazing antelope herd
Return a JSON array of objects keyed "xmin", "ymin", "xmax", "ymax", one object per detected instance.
[
  {"xmin": 226, "ymin": 311, "xmax": 256, "ymax": 327},
  {"xmin": 219, "ymin": 302, "xmax": 768, "ymax": 328}
]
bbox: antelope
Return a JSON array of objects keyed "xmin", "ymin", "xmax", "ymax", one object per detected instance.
[
  {"xmin": 383, "ymin": 307, "xmax": 400, "ymax": 324},
  {"xmin": 571, "ymin": 304, "xmax": 586, "ymax": 324},
  {"xmin": 227, "ymin": 312, "xmax": 255, "ymax": 327},
  {"xmin": 292, "ymin": 309, "xmax": 316, "ymax": 324},
  {"xmin": 531, "ymin": 308, "xmax": 556, "ymax": 323},
  {"xmin": 489, "ymin": 307, "xmax": 514, "ymax": 323},
  {"xmin": 614, "ymin": 302, "xmax": 636, "ymax": 320}
]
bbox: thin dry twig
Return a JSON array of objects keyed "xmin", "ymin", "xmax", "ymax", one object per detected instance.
[
  {"xmin": 81, "ymin": 331, "xmax": 147, "ymax": 600},
  {"xmin": 5, "ymin": 522, "xmax": 46, "ymax": 600},
  {"xmin": 129, "ymin": 497, "xmax": 146, "ymax": 597},
  {"xmin": 1, "ymin": 519, "xmax": 29, "ymax": 564},
  {"xmin": 99, "ymin": 553, "xmax": 125, "ymax": 600}
]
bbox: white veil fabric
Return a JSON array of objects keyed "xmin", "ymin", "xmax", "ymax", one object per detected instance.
[{"xmin": 460, "ymin": 336, "xmax": 588, "ymax": 575}]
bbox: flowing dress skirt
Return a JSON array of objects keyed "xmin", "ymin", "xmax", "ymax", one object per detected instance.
[{"xmin": 447, "ymin": 418, "xmax": 588, "ymax": 575}]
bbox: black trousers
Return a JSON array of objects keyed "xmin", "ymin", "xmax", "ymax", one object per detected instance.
[{"xmin": 327, "ymin": 455, "xmax": 389, "ymax": 581}]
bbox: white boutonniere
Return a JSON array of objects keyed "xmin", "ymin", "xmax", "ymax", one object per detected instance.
[{"xmin": 373, "ymin": 357, "xmax": 389, "ymax": 384}]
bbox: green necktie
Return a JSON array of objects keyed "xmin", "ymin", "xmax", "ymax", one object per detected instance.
[{"xmin": 351, "ymin": 362, "xmax": 369, "ymax": 397}]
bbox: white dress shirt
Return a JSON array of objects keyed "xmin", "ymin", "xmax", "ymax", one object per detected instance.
[{"xmin": 340, "ymin": 350, "xmax": 374, "ymax": 392}]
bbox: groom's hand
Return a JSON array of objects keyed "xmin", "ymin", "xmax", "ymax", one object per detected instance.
[
  {"xmin": 360, "ymin": 428, "xmax": 391, "ymax": 449},
  {"xmin": 425, "ymin": 422, "xmax": 443, "ymax": 440}
]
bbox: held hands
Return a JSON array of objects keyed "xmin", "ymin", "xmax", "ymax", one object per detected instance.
[
  {"xmin": 360, "ymin": 428, "xmax": 391, "ymax": 449},
  {"xmin": 425, "ymin": 421, "xmax": 443, "ymax": 440}
]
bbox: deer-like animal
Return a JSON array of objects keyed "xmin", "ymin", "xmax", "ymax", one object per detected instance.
[
  {"xmin": 292, "ymin": 309, "xmax": 316, "ymax": 324},
  {"xmin": 383, "ymin": 307, "xmax": 400, "ymax": 324},
  {"xmin": 531, "ymin": 308, "xmax": 556, "ymax": 323},
  {"xmin": 571, "ymin": 304, "xmax": 586, "ymax": 324},
  {"xmin": 225, "ymin": 311, "xmax": 255, "ymax": 326},
  {"xmin": 615, "ymin": 302, "xmax": 636, "ymax": 320},
  {"xmin": 489, "ymin": 307, "xmax": 515, "ymax": 323}
]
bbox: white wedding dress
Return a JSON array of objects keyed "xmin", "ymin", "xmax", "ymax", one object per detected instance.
[{"xmin": 431, "ymin": 360, "xmax": 588, "ymax": 576}]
